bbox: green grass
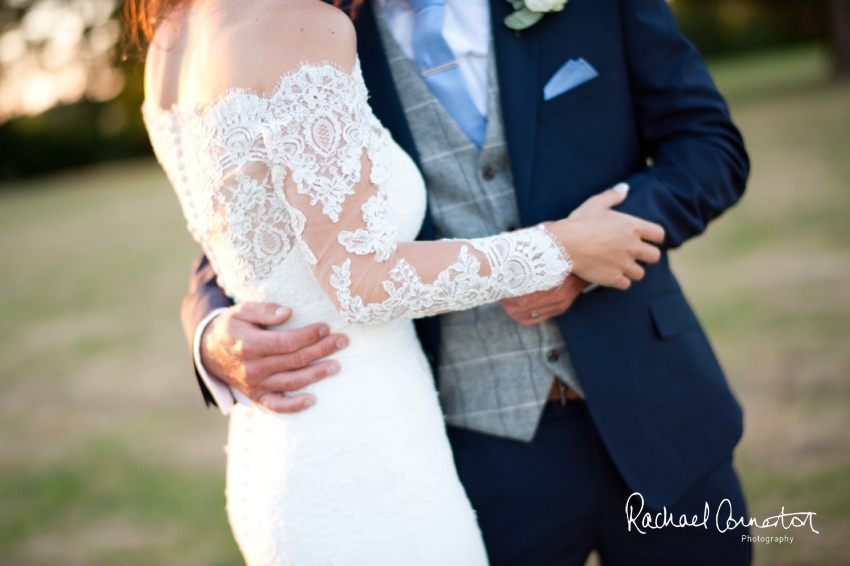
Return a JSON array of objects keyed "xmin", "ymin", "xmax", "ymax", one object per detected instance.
[
  {"xmin": 0, "ymin": 161, "xmax": 241, "ymax": 565},
  {"xmin": 708, "ymin": 44, "xmax": 834, "ymax": 104},
  {"xmin": 1, "ymin": 44, "xmax": 849, "ymax": 565},
  {"xmin": 673, "ymin": 45, "xmax": 850, "ymax": 565},
  {"xmin": 732, "ymin": 461, "xmax": 850, "ymax": 566},
  {"xmin": 0, "ymin": 438, "xmax": 242, "ymax": 566}
]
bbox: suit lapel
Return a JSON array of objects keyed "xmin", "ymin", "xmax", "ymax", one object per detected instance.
[{"xmin": 490, "ymin": 0, "xmax": 539, "ymax": 215}]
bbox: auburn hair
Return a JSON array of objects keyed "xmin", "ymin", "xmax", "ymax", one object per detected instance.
[{"xmin": 123, "ymin": 0, "xmax": 366, "ymax": 57}]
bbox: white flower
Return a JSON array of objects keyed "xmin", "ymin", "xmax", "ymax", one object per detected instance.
[
  {"xmin": 525, "ymin": 0, "xmax": 566, "ymax": 12},
  {"xmin": 504, "ymin": 0, "xmax": 568, "ymax": 32}
]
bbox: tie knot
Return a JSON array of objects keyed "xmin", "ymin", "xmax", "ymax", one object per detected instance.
[{"xmin": 407, "ymin": 0, "xmax": 446, "ymax": 13}]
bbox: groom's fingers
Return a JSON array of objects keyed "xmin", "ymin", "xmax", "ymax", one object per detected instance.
[
  {"xmin": 227, "ymin": 302, "xmax": 333, "ymax": 359},
  {"xmin": 256, "ymin": 355, "xmax": 349, "ymax": 413},
  {"xmin": 257, "ymin": 392, "xmax": 318, "ymax": 414},
  {"xmin": 251, "ymin": 322, "xmax": 334, "ymax": 357},
  {"xmin": 231, "ymin": 301, "xmax": 294, "ymax": 327},
  {"xmin": 261, "ymin": 360, "xmax": 340, "ymax": 397},
  {"xmin": 508, "ymin": 301, "xmax": 573, "ymax": 325},
  {"xmin": 500, "ymin": 276, "xmax": 587, "ymax": 325},
  {"xmin": 254, "ymin": 334, "xmax": 348, "ymax": 379}
]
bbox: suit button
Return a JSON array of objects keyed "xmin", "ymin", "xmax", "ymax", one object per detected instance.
[
  {"xmin": 482, "ymin": 167, "xmax": 496, "ymax": 181},
  {"xmin": 547, "ymin": 349, "xmax": 560, "ymax": 362}
]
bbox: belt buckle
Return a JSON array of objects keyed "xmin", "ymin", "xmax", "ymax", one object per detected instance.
[{"xmin": 558, "ymin": 380, "xmax": 570, "ymax": 406}]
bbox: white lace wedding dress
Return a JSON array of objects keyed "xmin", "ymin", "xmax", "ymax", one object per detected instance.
[{"xmin": 143, "ymin": 59, "xmax": 570, "ymax": 566}]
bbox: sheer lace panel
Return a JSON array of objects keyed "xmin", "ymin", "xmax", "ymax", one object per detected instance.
[
  {"xmin": 262, "ymin": 63, "xmax": 571, "ymax": 323},
  {"xmin": 145, "ymin": 60, "xmax": 571, "ymax": 323}
]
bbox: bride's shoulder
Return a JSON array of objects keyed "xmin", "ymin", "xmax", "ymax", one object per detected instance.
[
  {"xmin": 146, "ymin": 0, "xmax": 359, "ymax": 109},
  {"xmin": 225, "ymin": 1, "xmax": 357, "ymax": 92}
]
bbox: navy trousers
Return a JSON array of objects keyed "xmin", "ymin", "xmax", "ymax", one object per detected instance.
[{"xmin": 447, "ymin": 401, "xmax": 752, "ymax": 566}]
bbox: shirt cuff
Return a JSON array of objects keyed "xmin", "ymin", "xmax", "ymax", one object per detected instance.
[
  {"xmin": 582, "ymin": 283, "xmax": 601, "ymax": 295},
  {"xmin": 193, "ymin": 308, "xmax": 237, "ymax": 416}
]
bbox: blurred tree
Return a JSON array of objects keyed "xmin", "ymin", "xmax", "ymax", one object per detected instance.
[
  {"xmin": 0, "ymin": 0, "xmax": 841, "ymax": 181},
  {"xmin": 668, "ymin": 0, "xmax": 827, "ymax": 57},
  {"xmin": 0, "ymin": 0, "xmax": 125, "ymax": 121},
  {"xmin": 0, "ymin": 61, "xmax": 149, "ymax": 180},
  {"xmin": 0, "ymin": 0, "xmax": 151, "ymax": 180},
  {"xmin": 829, "ymin": 0, "xmax": 850, "ymax": 75}
]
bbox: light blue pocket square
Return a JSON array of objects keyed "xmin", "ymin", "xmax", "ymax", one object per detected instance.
[{"xmin": 543, "ymin": 58, "xmax": 599, "ymax": 101}]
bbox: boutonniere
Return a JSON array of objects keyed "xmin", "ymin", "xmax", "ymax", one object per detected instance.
[{"xmin": 504, "ymin": 0, "xmax": 567, "ymax": 34}]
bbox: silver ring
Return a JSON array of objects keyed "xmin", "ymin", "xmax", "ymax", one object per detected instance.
[{"xmin": 531, "ymin": 310, "xmax": 539, "ymax": 319}]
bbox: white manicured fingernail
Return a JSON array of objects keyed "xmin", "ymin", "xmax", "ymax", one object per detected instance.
[
  {"xmin": 336, "ymin": 337, "xmax": 348, "ymax": 349},
  {"xmin": 275, "ymin": 306, "xmax": 289, "ymax": 317},
  {"xmin": 613, "ymin": 183, "xmax": 629, "ymax": 195},
  {"xmin": 327, "ymin": 364, "xmax": 339, "ymax": 376},
  {"xmin": 303, "ymin": 396, "xmax": 316, "ymax": 407}
]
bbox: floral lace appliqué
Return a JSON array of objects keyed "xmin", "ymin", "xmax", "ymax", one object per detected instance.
[
  {"xmin": 331, "ymin": 226, "xmax": 571, "ymax": 324},
  {"xmin": 143, "ymin": 59, "xmax": 570, "ymax": 324}
]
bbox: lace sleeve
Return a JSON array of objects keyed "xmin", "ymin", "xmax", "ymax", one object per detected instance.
[{"xmin": 263, "ymin": 63, "xmax": 571, "ymax": 323}]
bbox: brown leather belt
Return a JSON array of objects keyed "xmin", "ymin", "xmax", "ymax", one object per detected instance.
[{"xmin": 547, "ymin": 379, "xmax": 582, "ymax": 404}]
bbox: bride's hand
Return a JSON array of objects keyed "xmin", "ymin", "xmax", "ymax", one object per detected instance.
[{"xmin": 548, "ymin": 184, "xmax": 665, "ymax": 290}]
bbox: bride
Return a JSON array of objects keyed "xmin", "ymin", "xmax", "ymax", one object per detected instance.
[{"xmin": 131, "ymin": 0, "xmax": 664, "ymax": 563}]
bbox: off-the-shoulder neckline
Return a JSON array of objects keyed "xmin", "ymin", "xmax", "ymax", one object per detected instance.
[{"xmin": 143, "ymin": 58, "xmax": 361, "ymax": 118}]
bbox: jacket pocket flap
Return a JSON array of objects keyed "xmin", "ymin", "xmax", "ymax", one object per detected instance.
[
  {"xmin": 649, "ymin": 292, "xmax": 700, "ymax": 339},
  {"xmin": 538, "ymin": 72, "xmax": 613, "ymax": 119}
]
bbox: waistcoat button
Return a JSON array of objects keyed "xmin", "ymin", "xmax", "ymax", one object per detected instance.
[
  {"xmin": 482, "ymin": 168, "xmax": 496, "ymax": 181},
  {"xmin": 547, "ymin": 349, "xmax": 560, "ymax": 362}
]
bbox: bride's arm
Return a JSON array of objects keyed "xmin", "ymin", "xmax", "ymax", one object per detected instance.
[
  {"xmin": 275, "ymin": 120, "xmax": 572, "ymax": 323},
  {"xmin": 276, "ymin": 122, "xmax": 662, "ymax": 324},
  {"xmin": 264, "ymin": 71, "xmax": 661, "ymax": 323},
  {"xmin": 233, "ymin": 10, "xmax": 662, "ymax": 324}
]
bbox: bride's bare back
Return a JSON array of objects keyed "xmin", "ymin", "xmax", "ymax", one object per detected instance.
[{"xmin": 144, "ymin": 0, "xmax": 356, "ymax": 112}]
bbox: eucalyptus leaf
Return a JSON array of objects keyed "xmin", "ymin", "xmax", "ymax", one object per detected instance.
[
  {"xmin": 505, "ymin": 0, "xmax": 525, "ymax": 10},
  {"xmin": 504, "ymin": 7, "xmax": 544, "ymax": 31}
]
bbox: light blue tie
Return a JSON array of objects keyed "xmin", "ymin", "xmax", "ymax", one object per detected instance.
[{"xmin": 408, "ymin": 0, "xmax": 486, "ymax": 147}]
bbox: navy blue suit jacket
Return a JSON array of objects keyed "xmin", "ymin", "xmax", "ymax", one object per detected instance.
[{"xmin": 182, "ymin": 0, "xmax": 749, "ymax": 509}]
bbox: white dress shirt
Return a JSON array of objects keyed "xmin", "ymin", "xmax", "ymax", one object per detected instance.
[
  {"xmin": 376, "ymin": 0, "xmax": 491, "ymax": 116},
  {"xmin": 193, "ymin": 307, "xmax": 247, "ymax": 415},
  {"xmin": 194, "ymin": 0, "xmax": 493, "ymax": 413}
]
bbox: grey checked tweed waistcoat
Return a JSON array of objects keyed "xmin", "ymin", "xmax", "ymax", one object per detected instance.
[{"xmin": 376, "ymin": 16, "xmax": 581, "ymax": 442}]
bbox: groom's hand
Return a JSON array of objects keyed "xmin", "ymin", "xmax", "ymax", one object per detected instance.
[
  {"xmin": 499, "ymin": 275, "xmax": 589, "ymax": 326},
  {"xmin": 200, "ymin": 302, "xmax": 348, "ymax": 413}
]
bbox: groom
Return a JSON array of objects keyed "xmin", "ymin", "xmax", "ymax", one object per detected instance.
[{"xmin": 182, "ymin": 0, "xmax": 751, "ymax": 564}]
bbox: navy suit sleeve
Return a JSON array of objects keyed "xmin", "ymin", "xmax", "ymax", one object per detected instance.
[
  {"xmin": 181, "ymin": 254, "xmax": 234, "ymax": 407},
  {"xmin": 615, "ymin": 0, "xmax": 749, "ymax": 249}
]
